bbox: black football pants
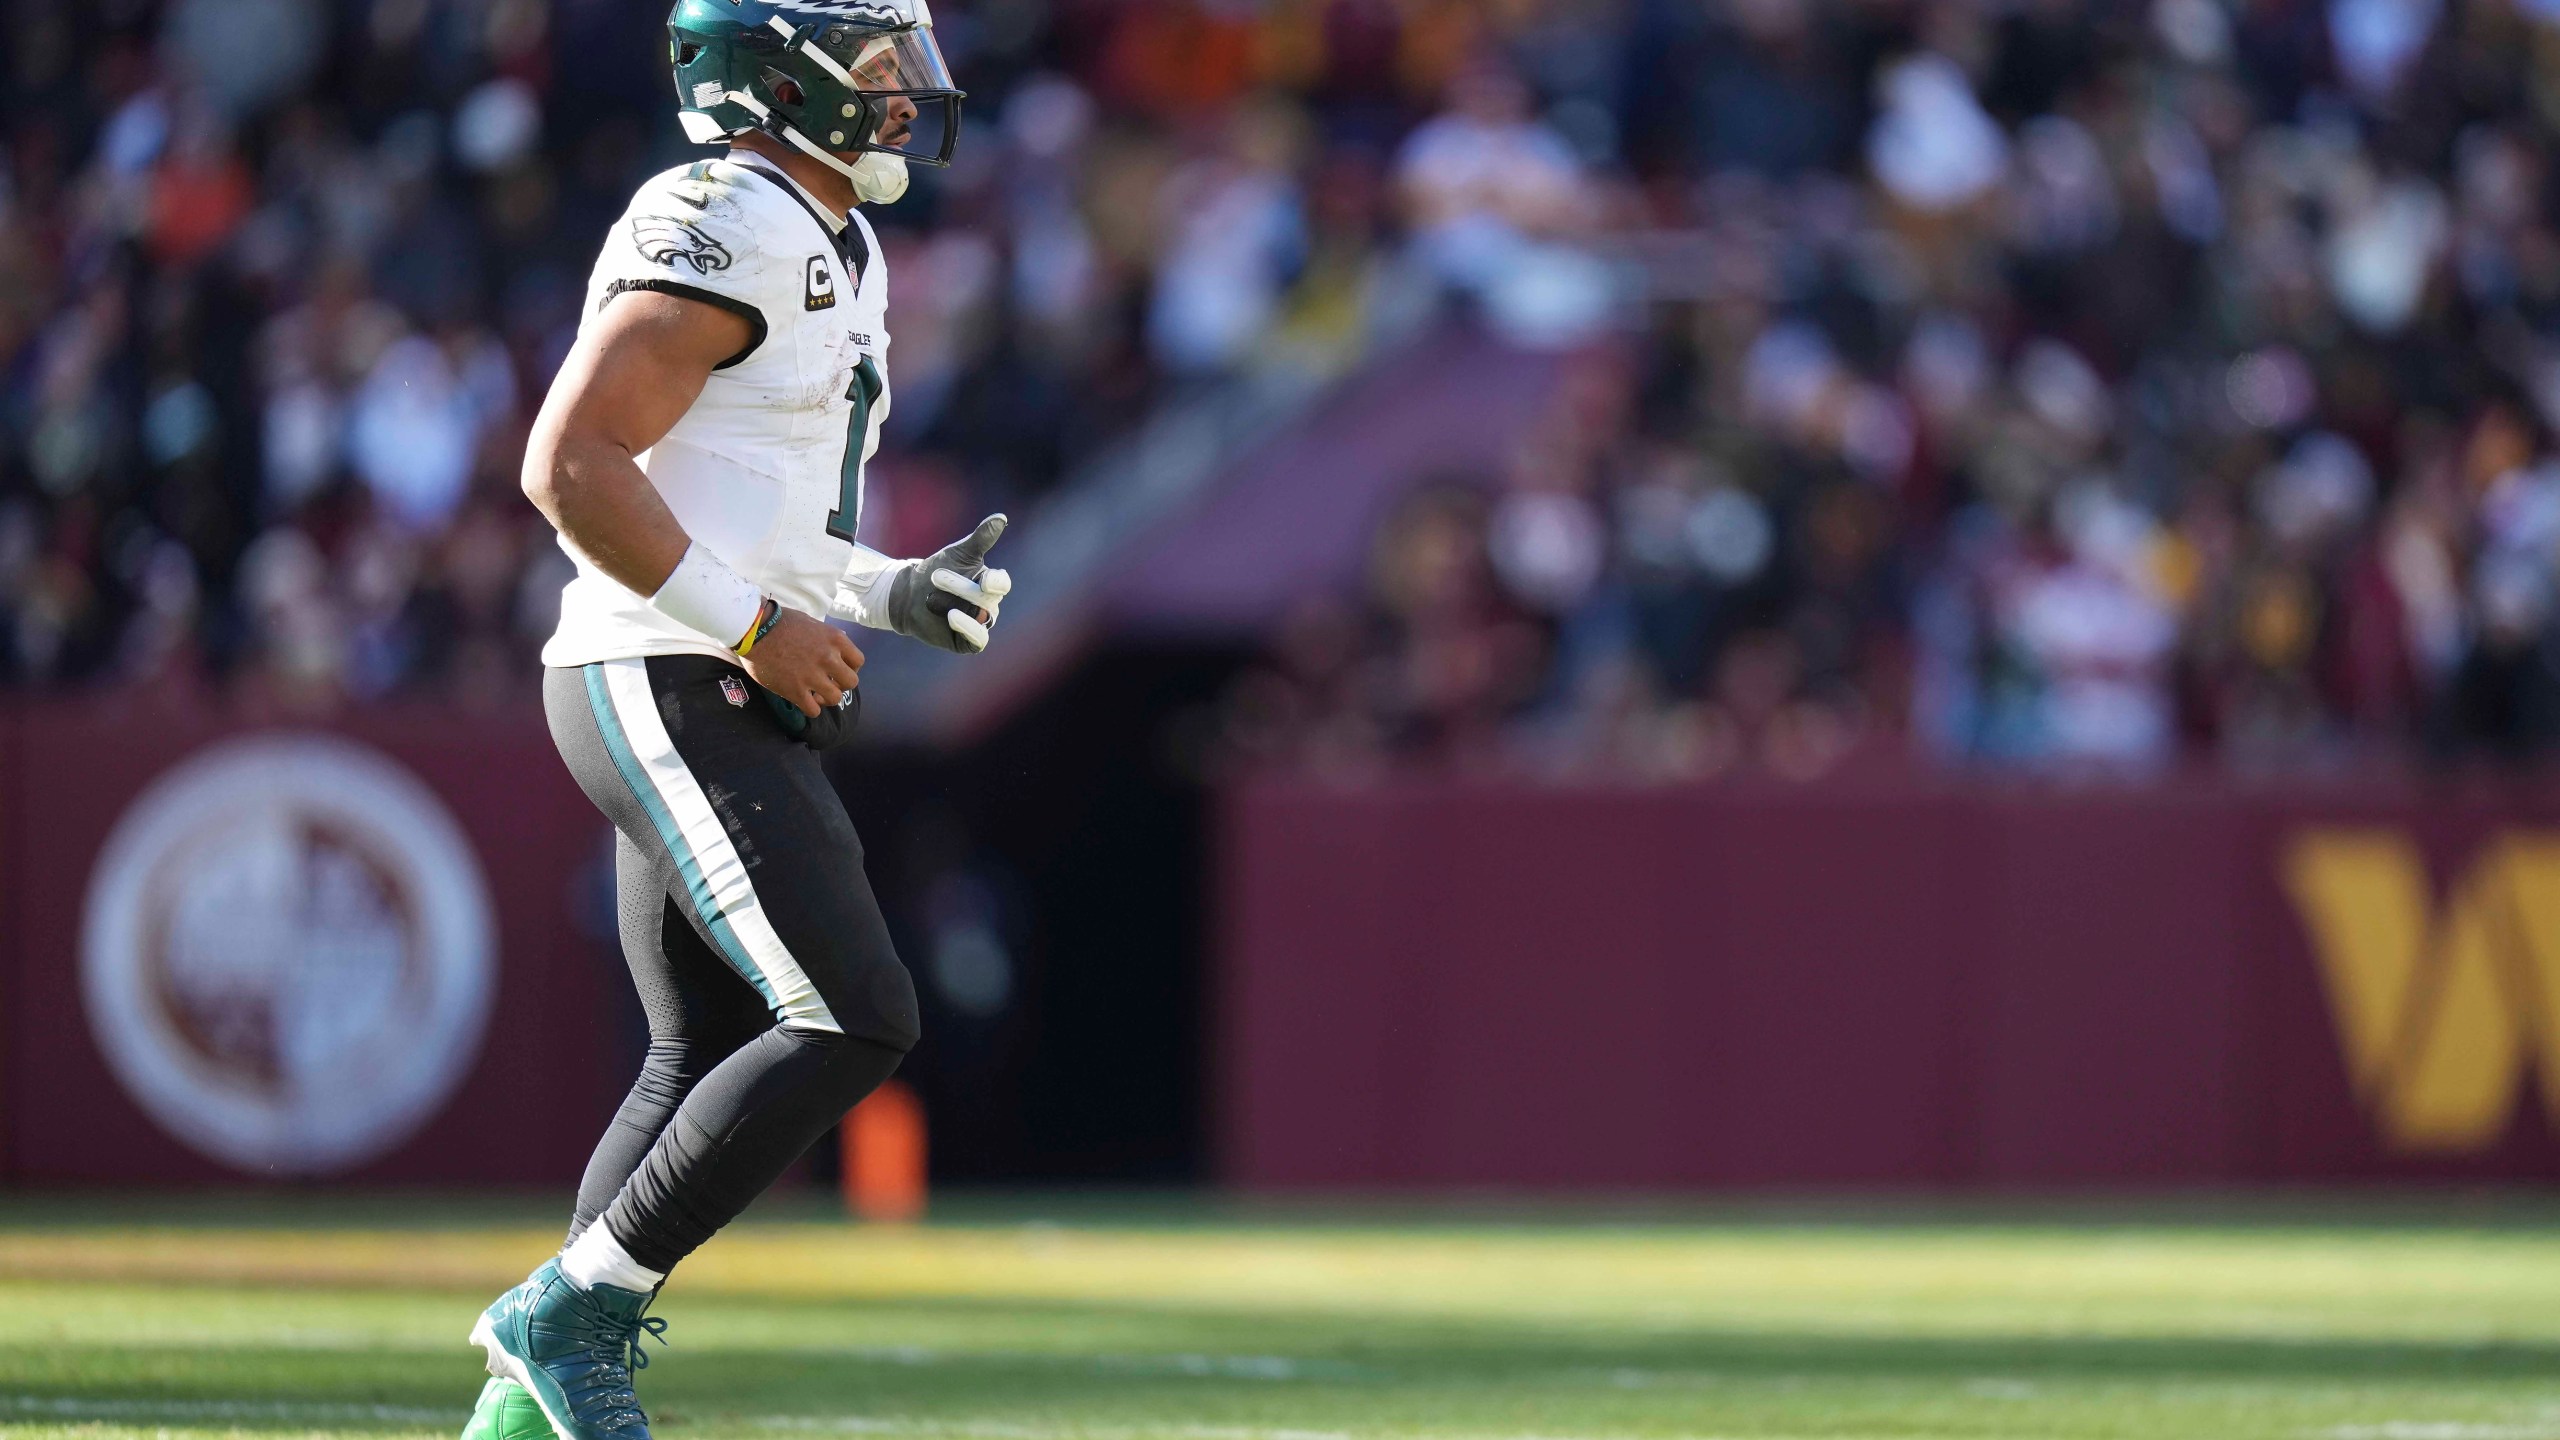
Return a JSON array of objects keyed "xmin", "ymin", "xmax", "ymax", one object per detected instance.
[{"xmin": 543, "ymin": 655, "xmax": 917, "ymax": 1274}]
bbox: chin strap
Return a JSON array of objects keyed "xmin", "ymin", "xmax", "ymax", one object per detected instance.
[{"xmin": 722, "ymin": 89, "xmax": 866, "ymax": 186}]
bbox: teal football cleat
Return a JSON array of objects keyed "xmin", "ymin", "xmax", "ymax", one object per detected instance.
[
  {"xmin": 461, "ymin": 1378, "xmax": 551, "ymax": 1440},
  {"xmin": 467, "ymin": 1260, "xmax": 668, "ymax": 1440}
]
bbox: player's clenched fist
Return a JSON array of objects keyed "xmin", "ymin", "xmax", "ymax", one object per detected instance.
[{"xmin": 742, "ymin": 607, "xmax": 865, "ymax": 716}]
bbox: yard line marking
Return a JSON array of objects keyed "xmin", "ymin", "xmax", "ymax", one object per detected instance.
[
  {"xmin": 812, "ymin": 1345, "xmax": 1355, "ymax": 1381},
  {"xmin": 4, "ymin": 1323, "xmax": 1363, "ymax": 1385},
  {"xmin": 1106, "ymin": 1352, "xmax": 1311, "ymax": 1380},
  {"xmin": 747, "ymin": 1421, "xmax": 1773, "ymax": 1440},
  {"xmin": 2334, "ymin": 1414, "xmax": 2560, "ymax": 1424},
  {"xmin": 0, "ymin": 1394, "xmax": 1833, "ymax": 1440},
  {"xmin": 748, "ymin": 1418, "xmax": 1354, "ymax": 1440},
  {"xmin": 2, "ymin": 1393, "xmax": 459, "ymax": 1425}
]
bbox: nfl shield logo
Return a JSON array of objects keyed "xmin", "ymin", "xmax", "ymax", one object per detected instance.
[{"xmin": 720, "ymin": 676, "xmax": 749, "ymax": 708}]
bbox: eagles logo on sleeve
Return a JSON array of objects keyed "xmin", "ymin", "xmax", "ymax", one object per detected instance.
[{"xmin": 632, "ymin": 216, "xmax": 735, "ymax": 277}]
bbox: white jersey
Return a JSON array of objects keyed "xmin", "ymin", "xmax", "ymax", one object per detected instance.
[{"xmin": 543, "ymin": 157, "xmax": 903, "ymax": 667}]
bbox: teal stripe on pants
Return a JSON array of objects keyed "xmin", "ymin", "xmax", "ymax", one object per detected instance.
[{"xmin": 582, "ymin": 661, "xmax": 782, "ymax": 1011}]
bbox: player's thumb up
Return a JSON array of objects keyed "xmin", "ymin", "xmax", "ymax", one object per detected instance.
[{"xmin": 943, "ymin": 514, "xmax": 1007, "ymax": 570}]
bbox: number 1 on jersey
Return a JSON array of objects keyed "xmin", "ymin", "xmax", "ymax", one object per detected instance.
[{"xmin": 828, "ymin": 355, "xmax": 883, "ymax": 543}]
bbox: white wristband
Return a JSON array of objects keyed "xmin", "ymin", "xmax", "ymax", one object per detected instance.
[{"xmin": 650, "ymin": 543, "xmax": 764, "ymax": 648}]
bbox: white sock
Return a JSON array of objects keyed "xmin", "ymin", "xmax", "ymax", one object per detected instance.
[{"xmin": 559, "ymin": 1224, "xmax": 665, "ymax": 1295}]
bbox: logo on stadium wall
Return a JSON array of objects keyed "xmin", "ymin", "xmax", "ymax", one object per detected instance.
[
  {"xmin": 80, "ymin": 735, "xmax": 497, "ymax": 1176},
  {"xmin": 2286, "ymin": 829, "xmax": 2560, "ymax": 1154}
]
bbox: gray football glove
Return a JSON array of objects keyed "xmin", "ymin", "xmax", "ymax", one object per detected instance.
[{"xmin": 886, "ymin": 513, "xmax": 1012, "ymax": 653}]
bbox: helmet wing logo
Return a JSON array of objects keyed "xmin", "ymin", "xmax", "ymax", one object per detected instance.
[
  {"xmin": 632, "ymin": 216, "xmax": 735, "ymax": 277},
  {"xmin": 782, "ymin": 1, "xmax": 907, "ymax": 19}
]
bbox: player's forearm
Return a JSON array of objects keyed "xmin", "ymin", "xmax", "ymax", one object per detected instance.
[
  {"xmin": 524, "ymin": 432, "xmax": 693, "ymax": 598},
  {"xmin": 527, "ymin": 430, "xmax": 768, "ymax": 649}
]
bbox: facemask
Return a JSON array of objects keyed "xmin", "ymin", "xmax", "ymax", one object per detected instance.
[{"xmin": 848, "ymin": 150, "xmax": 910, "ymax": 206}]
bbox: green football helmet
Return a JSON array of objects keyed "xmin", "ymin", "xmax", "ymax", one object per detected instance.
[{"xmin": 668, "ymin": 0, "xmax": 964, "ymax": 182}]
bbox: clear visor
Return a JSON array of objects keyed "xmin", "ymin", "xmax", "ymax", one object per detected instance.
[
  {"xmin": 813, "ymin": 25, "xmax": 956, "ymax": 95},
  {"xmin": 859, "ymin": 90, "xmax": 957, "ymax": 163}
]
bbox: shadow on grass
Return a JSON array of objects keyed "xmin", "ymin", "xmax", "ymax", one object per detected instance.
[
  {"xmin": 11, "ymin": 1189, "xmax": 2560, "ymax": 1236},
  {"xmin": 5, "ymin": 1292, "xmax": 2560, "ymax": 1433},
  {"xmin": 662, "ymin": 1288, "xmax": 2560, "ymax": 1379}
]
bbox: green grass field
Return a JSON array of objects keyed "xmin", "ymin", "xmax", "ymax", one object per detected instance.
[{"xmin": 1, "ymin": 1194, "xmax": 2557, "ymax": 1440}]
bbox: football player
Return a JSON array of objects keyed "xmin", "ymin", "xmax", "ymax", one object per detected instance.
[{"xmin": 462, "ymin": 5, "xmax": 1004, "ymax": 1439}]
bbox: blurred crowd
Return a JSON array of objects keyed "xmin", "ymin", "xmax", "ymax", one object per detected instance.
[
  {"xmin": 1223, "ymin": 0, "xmax": 2560, "ymax": 777},
  {"xmin": 0, "ymin": 0, "xmax": 1442, "ymax": 703},
  {"xmin": 15, "ymin": 0, "xmax": 2560, "ymax": 777}
]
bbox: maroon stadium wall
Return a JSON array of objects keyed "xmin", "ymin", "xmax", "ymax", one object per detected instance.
[
  {"xmin": 16, "ymin": 708, "xmax": 2560, "ymax": 1193},
  {"xmin": 1218, "ymin": 776, "xmax": 2560, "ymax": 1190},
  {"xmin": 0, "ymin": 707, "xmax": 624, "ymax": 1186}
]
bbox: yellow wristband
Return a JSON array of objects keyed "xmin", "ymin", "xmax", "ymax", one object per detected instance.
[{"xmin": 734, "ymin": 598, "xmax": 780, "ymax": 656}]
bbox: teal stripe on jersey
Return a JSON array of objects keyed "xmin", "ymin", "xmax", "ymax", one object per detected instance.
[{"xmin": 582, "ymin": 662, "xmax": 782, "ymax": 1011}]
